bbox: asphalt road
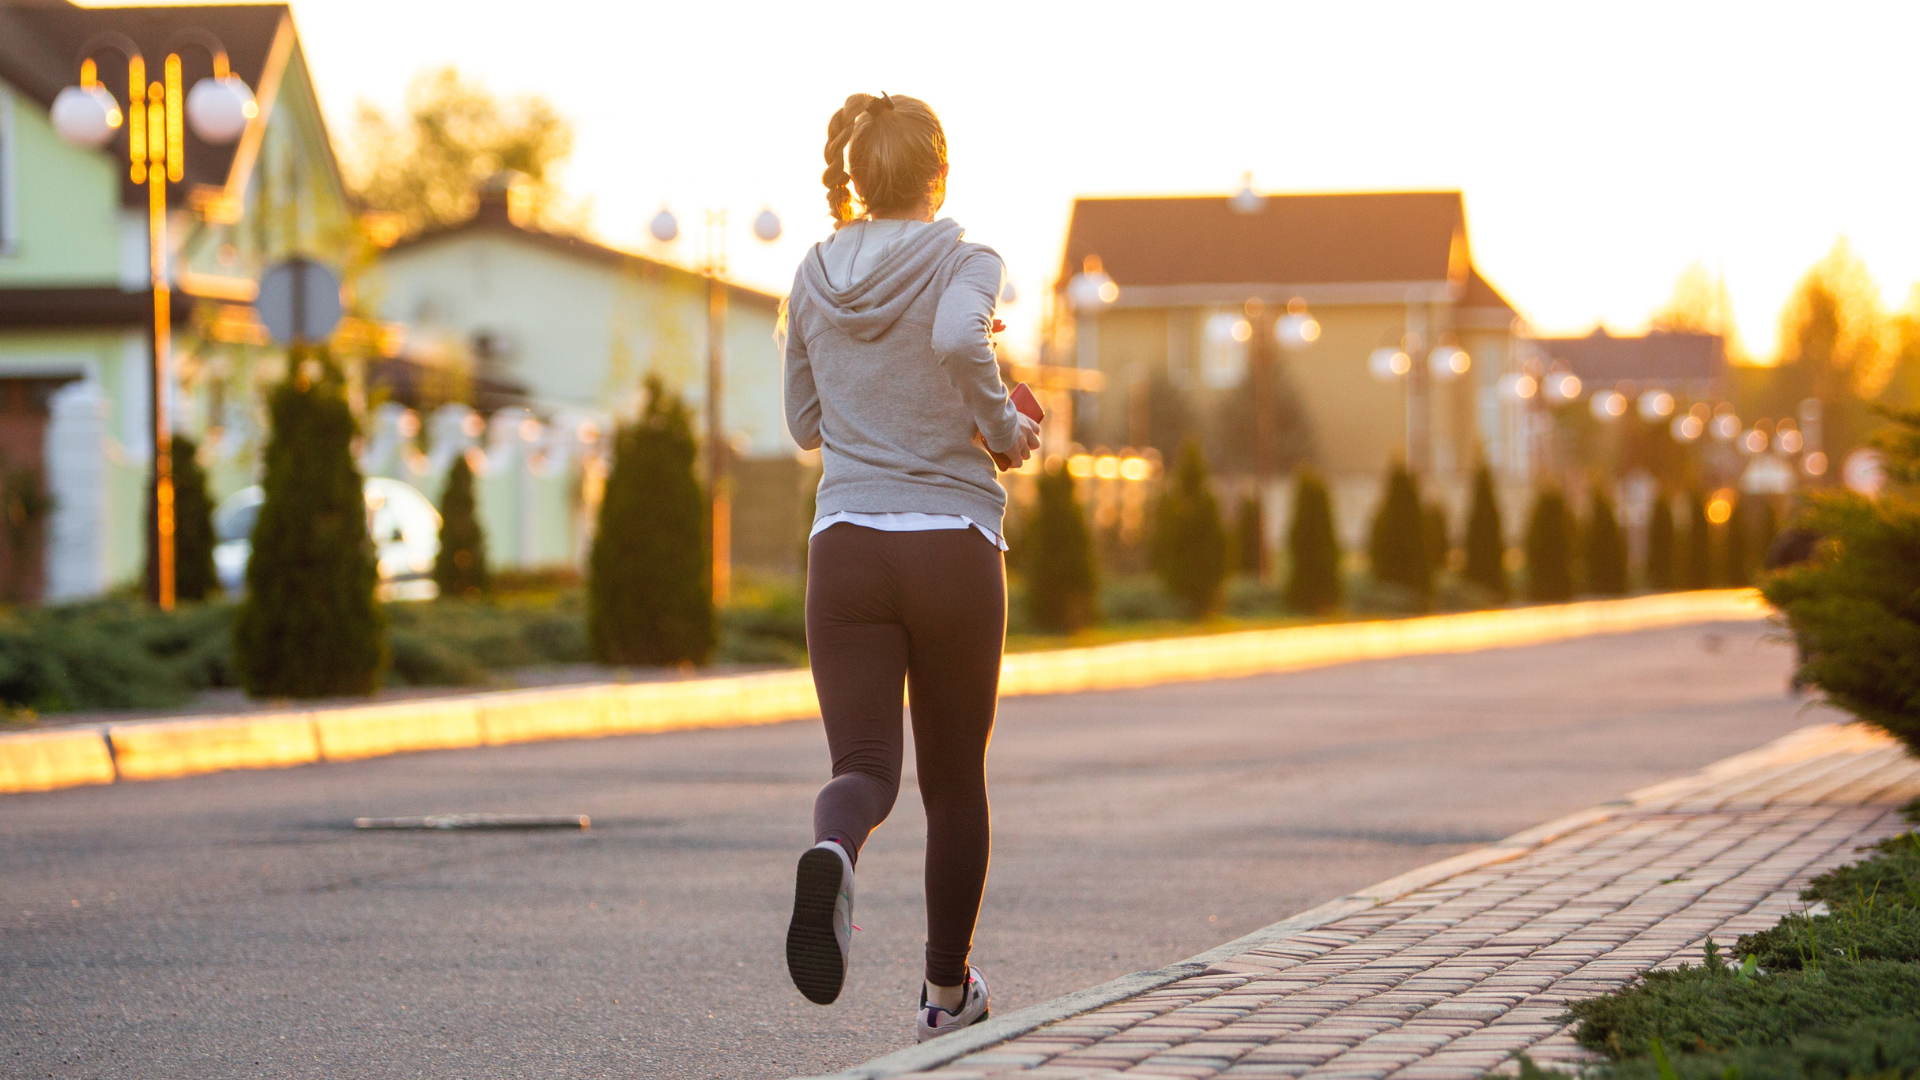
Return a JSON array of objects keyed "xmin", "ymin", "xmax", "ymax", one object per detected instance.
[{"xmin": 2, "ymin": 620, "xmax": 1829, "ymax": 1079}]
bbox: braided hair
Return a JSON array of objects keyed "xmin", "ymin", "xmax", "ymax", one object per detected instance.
[{"xmin": 821, "ymin": 92, "xmax": 947, "ymax": 228}]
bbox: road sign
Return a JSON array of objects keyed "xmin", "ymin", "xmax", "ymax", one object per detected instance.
[{"xmin": 255, "ymin": 257, "xmax": 344, "ymax": 345}]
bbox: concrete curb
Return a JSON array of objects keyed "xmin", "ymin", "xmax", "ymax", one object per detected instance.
[
  {"xmin": 797, "ymin": 719, "xmax": 1881, "ymax": 1080},
  {"xmin": 0, "ymin": 589, "xmax": 1768, "ymax": 795}
]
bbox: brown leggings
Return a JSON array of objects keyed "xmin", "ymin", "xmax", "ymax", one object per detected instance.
[{"xmin": 806, "ymin": 522, "xmax": 1004, "ymax": 987}]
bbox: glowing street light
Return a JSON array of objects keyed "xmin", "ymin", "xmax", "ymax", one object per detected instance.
[
  {"xmin": 1275, "ymin": 297, "xmax": 1320, "ymax": 348},
  {"xmin": 1589, "ymin": 390, "xmax": 1628, "ymax": 420},
  {"xmin": 646, "ymin": 202, "xmax": 782, "ymax": 604},
  {"xmin": 1637, "ymin": 390, "xmax": 1675, "ymax": 421},
  {"xmin": 1543, "ymin": 371, "xmax": 1583, "ymax": 403},
  {"xmin": 1371, "ymin": 347, "xmax": 1413, "ymax": 380},
  {"xmin": 54, "ymin": 30, "xmax": 252, "ymax": 611},
  {"xmin": 1429, "ymin": 344, "xmax": 1471, "ymax": 381},
  {"xmin": 1068, "ymin": 254, "xmax": 1120, "ymax": 310}
]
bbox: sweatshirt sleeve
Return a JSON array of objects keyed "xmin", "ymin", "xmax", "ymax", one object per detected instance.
[
  {"xmin": 782, "ymin": 291, "xmax": 823, "ymax": 452},
  {"xmin": 931, "ymin": 248, "xmax": 1022, "ymax": 453}
]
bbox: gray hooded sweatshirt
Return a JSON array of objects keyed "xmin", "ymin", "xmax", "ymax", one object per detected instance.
[{"xmin": 784, "ymin": 218, "xmax": 1022, "ymax": 534}]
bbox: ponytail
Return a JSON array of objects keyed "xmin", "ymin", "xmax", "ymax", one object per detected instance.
[{"xmin": 820, "ymin": 92, "xmax": 947, "ymax": 229}]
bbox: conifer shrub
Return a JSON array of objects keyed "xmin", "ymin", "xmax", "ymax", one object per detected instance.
[
  {"xmin": 1422, "ymin": 502, "xmax": 1450, "ymax": 579},
  {"xmin": 588, "ymin": 376, "xmax": 716, "ymax": 665},
  {"xmin": 145, "ymin": 435, "xmax": 218, "ymax": 602},
  {"xmin": 1683, "ymin": 490, "xmax": 1713, "ymax": 589},
  {"xmin": 1367, "ymin": 462, "xmax": 1430, "ymax": 603},
  {"xmin": 1023, "ymin": 465, "xmax": 1099, "ymax": 633},
  {"xmin": 1583, "ymin": 486, "xmax": 1629, "ymax": 595},
  {"xmin": 233, "ymin": 353, "xmax": 387, "ymax": 698},
  {"xmin": 1463, "ymin": 465, "xmax": 1508, "ymax": 602},
  {"xmin": 1285, "ymin": 470, "xmax": 1341, "ymax": 614},
  {"xmin": 432, "ymin": 452, "xmax": 489, "ymax": 598},
  {"xmin": 1763, "ymin": 408, "xmax": 1920, "ymax": 751},
  {"xmin": 1524, "ymin": 487, "xmax": 1575, "ymax": 602},
  {"xmin": 1645, "ymin": 493, "xmax": 1676, "ymax": 590},
  {"xmin": 1149, "ymin": 439, "xmax": 1228, "ymax": 619},
  {"xmin": 1232, "ymin": 495, "xmax": 1265, "ymax": 579}
]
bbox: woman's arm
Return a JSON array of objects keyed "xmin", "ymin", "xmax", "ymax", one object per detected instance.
[
  {"xmin": 931, "ymin": 249, "xmax": 1021, "ymax": 453},
  {"xmin": 782, "ymin": 296, "xmax": 823, "ymax": 451}
]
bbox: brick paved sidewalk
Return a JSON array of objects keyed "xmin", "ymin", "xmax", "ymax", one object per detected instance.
[{"xmin": 828, "ymin": 723, "xmax": 1920, "ymax": 1080}]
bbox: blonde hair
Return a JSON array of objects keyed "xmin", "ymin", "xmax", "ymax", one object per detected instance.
[{"xmin": 822, "ymin": 93, "xmax": 947, "ymax": 228}]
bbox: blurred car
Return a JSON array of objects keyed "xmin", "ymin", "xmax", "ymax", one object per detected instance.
[{"xmin": 213, "ymin": 477, "xmax": 443, "ymax": 600}]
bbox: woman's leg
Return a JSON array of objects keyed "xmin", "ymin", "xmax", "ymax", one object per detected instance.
[
  {"xmin": 898, "ymin": 528, "xmax": 1006, "ymax": 988},
  {"xmin": 807, "ymin": 524, "xmax": 910, "ymax": 862}
]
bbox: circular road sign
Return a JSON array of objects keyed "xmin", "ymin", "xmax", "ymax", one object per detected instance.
[{"xmin": 255, "ymin": 257, "xmax": 344, "ymax": 345}]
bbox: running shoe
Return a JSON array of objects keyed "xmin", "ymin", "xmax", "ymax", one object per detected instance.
[
  {"xmin": 915, "ymin": 966, "xmax": 991, "ymax": 1042},
  {"xmin": 785, "ymin": 840, "xmax": 855, "ymax": 1004}
]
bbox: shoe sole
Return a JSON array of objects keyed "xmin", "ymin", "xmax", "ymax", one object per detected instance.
[
  {"xmin": 917, "ymin": 1008, "xmax": 991, "ymax": 1043},
  {"xmin": 786, "ymin": 846, "xmax": 846, "ymax": 1005}
]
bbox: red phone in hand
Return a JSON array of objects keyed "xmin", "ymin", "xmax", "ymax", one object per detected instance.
[{"xmin": 988, "ymin": 383, "xmax": 1045, "ymax": 471}]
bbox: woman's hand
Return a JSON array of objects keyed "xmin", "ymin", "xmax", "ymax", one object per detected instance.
[{"xmin": 1005, "ymin": 412, "xmax": 1042, "ymax": 468}]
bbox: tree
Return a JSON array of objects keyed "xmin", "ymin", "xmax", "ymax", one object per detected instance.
[
  {"xmin": 347, "ymin": 67, "xmax": 576, "ymax": 239},
  {"xmin": 589, "ymin": 376, "xmax": 715, "ymax": 665},
  {"xmin": 1023, "ymin": 466, "xmax": 1099, "ymax": 633},
  {"xmin": 1763, "ymin": 407, "xmax": 1920, "ymax": 751},
  {"xmin": 233, "ymin": 352, "xmax": 387, "ymax": 698},
  {"xmin": 1582, "ymin": 486, "xmax": 1628, "ymax": 595},
  {"xmin": 143, "ymin": 436, "xmax": 218, "ymax": 603},
  {"xmin": 1525, "ymin": 487, "xmax": 1575, "ymax": 603},
  {"xmin": 1285, "ymin": 470, "xmax": 1341, "ymax": 614},
  {"xmin": 1682, "ymin": 490, "xmax": 1713, "ymax": 589},
  {"xmin": 1462, "ymin": 465, "xmax": 1508, "ymax": 602},
  {"xmin": 1766, "ymin": 240, "xmax": 1891, "ymax": 460},
  {"xmin": 1653, "ymin": 262, "xmax": 1747, "ymax": 361},
  {"xmin": 1367, "ymin": 462, "xmax": 1430, "ymax": 603},
  {"xmin": 432, "ymin": 452, "xmax": 489, "ymax": 598},
  {"xmin": 1645, "ymin": 493, "xmax": 1677, "ymax": 590},
  {"xmin": 1149, "ymin": 439, "xmax": 1228, "ymax": 619},
  {"xmin": 1232, "ymin": 495, "xmax": 1265, "ymax": 578}
]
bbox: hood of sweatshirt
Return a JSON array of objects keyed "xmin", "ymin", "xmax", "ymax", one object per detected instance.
[{"xmin": 798, "ymin": 217, "xmax": 966, "ymax": 342}]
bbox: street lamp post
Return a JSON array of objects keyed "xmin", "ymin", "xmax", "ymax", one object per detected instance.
[
  {"xmin": 53, "ymin": 30, "xmax": 254, "ymax": 610},
  {"xmin": 649, "ymin": 205, "xmax": 781, "ymax": 605}
]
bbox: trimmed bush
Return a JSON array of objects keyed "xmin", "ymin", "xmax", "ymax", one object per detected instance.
[
  {"xmin": 1763, "ymin": 408, "xmax": 1920, "ymax": 751},
  {"xmin": 1463, "ymin": 465, "xmax": 1508, "ymax": 602},
  {"xmin": 432, "ymin": 452, "xmax": 489, "ymax": 598},
  {"xmin": 1645, "ymin": 493, "xmax": 1676, "ymax": 590},
  {"xmin": 1233, "ymin": 495, "xmax": 1265, "ymax": 579},
  {"xmin": 1583, "ymin": 486, "xmax": 1629, "ymax": 595},
  {"xmin": 588, "ymin": 376, "xmax": 716, "ymax": 665},
  {"xmin": 1024, "ymin": 465, "xmax": 1099, "ymax": 633},
  {"xmin": 1149, "ymin": 439, "xmax": 1228, "ymax": 619},
  {"xmin": 1525, "ymin": 487, "xmax": 1575, "ymax": 602},
  {"xmin": 1285, "ymin": 470, "xmax": 1341, "ymax": 614},
  {"xmin": 233, "ymin": 354, "xmax": 387, "ymax": 698},
  {"xmin": 1543, "ymin": 1018, "xmax": 1920, "ymax": 1080},
  {"xmin": 1683, "ymin": 490, "xmax": 1713, "ymax": 589},
  {"xmin": 1423, "ymin": 502, "xmax": 1450, "ymax": 579},
  {"xmin": 1367, "ymin": 462, "xmax": 1430, "ymax": 602}
]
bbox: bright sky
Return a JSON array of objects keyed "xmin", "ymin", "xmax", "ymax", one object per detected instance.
[{"xmin": 94, "ymin": 1, "xmax": 1920, "ymax": 361}]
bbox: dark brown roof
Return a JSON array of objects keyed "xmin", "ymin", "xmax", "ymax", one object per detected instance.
[
  {"xmin": 0, "ymin": 2, "xmax": 293, "ymax": 206},
  {"xmin": 1058, "ymin": 191, "xmax": 1470, "ymax": 290},
  {"xmin": 1460, "ymin": 267, "xmax": 1516, "ymax": 314},
  {"xmin": 1537, "ymin": 328, "xmax": 1727, "ymax": 386},
  {"xmin": 386, "ymin": 204, "xmax": 785, "ymax": 310}
]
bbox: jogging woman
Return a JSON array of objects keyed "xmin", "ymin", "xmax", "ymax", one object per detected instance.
[{"xmin": 780, "ymin": 91, "xmax": 1041, "ymax": 1042}]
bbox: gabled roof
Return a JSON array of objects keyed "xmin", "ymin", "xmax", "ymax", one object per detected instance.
[
  {"xmin": 385, "ymin": 197, "xmax": 785, "ymax": 311},
  {"xmin": 1536, "ymin": 328, "xmax": 1726, "ymax": 386},
  {"xmin": 0, "ymin": 2, "xmax": 296, "ymax": 206},
  {"xmin": 1060, "ymin": 191, "xmax": 1487, "ymax": 300}
]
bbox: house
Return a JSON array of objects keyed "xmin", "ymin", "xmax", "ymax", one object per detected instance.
[
  {"xmin": 1051, "ymin": 190, "xmax": 1525, "ymax": 548},
  {"xmin": 366, "ymin": 179, "xmax": 803, "ymax": 576},
  {"xmin": 0, "ymin": 1, "xmax": 354, "ymax": 601},
  {"xmin": 1533, "ymin": 328, "xmax": 1726, "ymax": 396}
]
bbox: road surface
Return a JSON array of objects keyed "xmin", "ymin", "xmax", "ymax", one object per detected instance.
[{"xmin": 1, "ymin": 621, "xmax": 1824, "ymax": 1078}]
